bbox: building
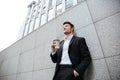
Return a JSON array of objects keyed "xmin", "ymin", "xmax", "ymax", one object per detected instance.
[
  {"xmin": 0, "ymin": 0, "xmax": 120, "ymax": 80},
  {"xmin": 18, "ymin": 0, "xmax": 82, "ymax": 39}
]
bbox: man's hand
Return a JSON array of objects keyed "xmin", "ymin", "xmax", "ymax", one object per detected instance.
[
  {"xmin": 51, "ymin": 41, "xmax": 56, "ymax": 52},
  {"xmin": 73, "ymin": 70, "xmax": 79, "ymax": 77}
]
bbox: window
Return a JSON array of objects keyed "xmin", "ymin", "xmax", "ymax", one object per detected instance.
[
  {"xmin": 77, "ymin": 0, "xmax": 82, "ymax": 3},
  {"xmin": 65, "ymin": 0, "xmax": 73, "ymax": 9},
  {"xmin": 29, "ymin": 21, "xmax": 34, "ymax": 33},
  {"xmin": 24, "ymin": 23, "xmax": 29, "ymax": 36},
  {"xmin": 56, "ymin": 0, "xmax": 62, "ymax": 5},
  {"xmin": 48, "ymin": 9, "xmax": 54, "ymax": 21},
  {"xmin": 41, "ymin": 13, "xmax": 46, "ymax": 25},
  {"xmin": 49, "ymin": 0, "xmax": 53, "ymax": 9},
  {"xmin": 20, "ymin": 0, "xmax": 80, "ymax": 38},
  {"xmin": 34, "ymin": 17, "xmax": 40, "ymax": 30},
  {"xmin": 56, "ymin": 3, "xmax": 62, "ymax": 16}
]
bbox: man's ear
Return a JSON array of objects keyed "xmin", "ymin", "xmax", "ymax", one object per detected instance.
[{"xmin": 72, "ymin": 27, "xmax": 74, "ymax": 32}]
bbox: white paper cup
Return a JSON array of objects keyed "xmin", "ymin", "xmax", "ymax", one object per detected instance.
[{"xmin": 53, "ymin": 39, "xmax": 60, "ymax": 49}]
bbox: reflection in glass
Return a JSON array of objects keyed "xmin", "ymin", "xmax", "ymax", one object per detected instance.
[
  {"xmin": 29, "ymin": 21, "xmax": 34, "ymax": 33},
  {"xmin": 34, "ymin": 17, "xmax": 40, "ymax": 30},
  {"xmin": 48, "ymin": 9, "xmax": 53, "ymax": 21},
  {"xmin": 78, "ymin": 0, "xmax": 82, "ymax": 3},
  {"xmin": 56, "ymin": 4, "xmax": 62, "ymax": 16},
  {"xmin": 65, "ymin": 0, "xmax": 73, "ymax": 9},
  {"xmin": 24, "ymin": 23, "xmax": 29, "ymax": 36},
  {"xmin": 41, "ymin": 13, "xmax": 46, "ymax": 25},
  {"xmin": 49, "ymin": 0, "xmax": 53, "ymax": 9},
  {"xmin": 56, "ymin": 0, "xmax": 62, "ymax": 5}
]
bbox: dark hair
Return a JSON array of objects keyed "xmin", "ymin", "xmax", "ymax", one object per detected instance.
[{"xmin": 63, "ymin": 21, "xmax": 74, "ymax": 32}]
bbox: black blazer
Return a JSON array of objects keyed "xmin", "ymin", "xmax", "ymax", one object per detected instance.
[{"xmin": 50, "ymin": 36, "xmax": 91, "ymax": 80}]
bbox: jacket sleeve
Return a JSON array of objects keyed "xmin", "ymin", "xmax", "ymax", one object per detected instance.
[
  {"xmin": 50, "ymin": 52, "xmax": 58, "ymax": 63},
  {"xmin": 75, "ymin": 38, "xmax": 91, "ymax": 76}
]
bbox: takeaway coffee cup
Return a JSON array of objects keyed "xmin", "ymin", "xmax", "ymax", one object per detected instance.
[{"xmin": 53, "ymin": 39, "xmax": 60, "ymax": 49}]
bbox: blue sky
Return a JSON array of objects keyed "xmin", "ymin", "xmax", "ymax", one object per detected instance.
[{"xmin": 0, "ymin": 0, "xmax": 34, "ymax": 51}]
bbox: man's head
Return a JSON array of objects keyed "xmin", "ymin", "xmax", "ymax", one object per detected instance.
[{"xmin": 63, "ymin": 21, "xmax": 74, "ymax": 35}]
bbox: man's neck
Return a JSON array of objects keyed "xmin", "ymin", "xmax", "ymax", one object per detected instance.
[{"xmin": 65, "ymin": 33, "xmax": 73, "ymax": 40}]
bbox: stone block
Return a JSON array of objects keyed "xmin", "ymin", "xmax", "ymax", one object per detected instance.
[
  {"xmin": 21, "ymin": 32, "xmax": 36, "ymax": 52},
  {"xmin": 17, "ymin": 72, "xmax": 32, "ymax": 80},
  {"xmin": 7, "ymin": 75, "xmax": 16, "ymax": 80},
  {"xmin": 3, "ymin": 41, "xmax": 22, "ymax": 60},
  {"xmin": 87, "ymin": 0, "xmax": 120, "ymax": 22},
  {"xmin": 95, "ymin": 13, "xmax": 120, "ymax": 57},
  {"xmin": 84, "ymin": 59, "xmax": 110, "ymax": 80},
  {"xmin": 106, "ymin": 55, "xmax": 120, "ymax": 80},
  {"xmin": 0, "ymin": 76, "xmax": 8, "ymax": 80},
  {"xmin": 33, "ymin": 44, "xmax": 55, "ymax": 70},
  {"xmin": 0, "ymin": 60, "xmax": 9, "ymax": 76},
  {"xmin": 76, "ymin": 24, "xmax": 104, "ymax": 59},
  {"xmin": 33, "ymin": 68, "xmax": 54, "ymax": 80},
  {"xmin": 7, "ymin": 56, "xmax": 19, "ymax": 75},
  {"xmin": 35, "ymin": 20, "xmax": 57, "ymax": 47},
  {"xmin": 18, "ymin": 49, "xmax": 34, "ymax": 73}
]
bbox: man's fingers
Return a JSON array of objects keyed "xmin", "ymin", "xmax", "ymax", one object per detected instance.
[{"xmin": 73, "ymin": 70, "xmax": 79, "ymax": 77}]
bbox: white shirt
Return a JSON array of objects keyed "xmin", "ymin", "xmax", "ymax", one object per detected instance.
[{"xmin": 60, "ymin": 34, "xmax": 73, "ymax": 65}]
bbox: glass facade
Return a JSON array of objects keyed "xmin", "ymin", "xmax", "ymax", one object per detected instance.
[
  {"xmin": 20, "ymin": 0, "xmax": 81, "ymax": 39},
  {"xmin": 65, "ymin": 0, "xmax": 73, "ymax": 9},
  {"xmin": 24, "ymin": 23, "xmax": 29, "ymax": 36},
  {"xmin": 56, "ymin": 0, "xmax": 62, "ymax": 5},
  {"xmin": 29, "ymin": 21, "xmax": 34, "ymax": 33},
  {"xmin": 49, "ymin": 0, "xmax": 53, "ymax": 9},
  {"xmin": 41, "ymin": 13, "xmax": 46, "ymax": 25},
  {"xmin": 48, "ymin": 9, "xmax": 54, "ymax": 21},
  {"xmin": 34, "ymin": 17, "xmax": 40, "ymax": 30},
  {"xmin": 56, "ymin": 3, "xmax": 62, "ymax": 16}
]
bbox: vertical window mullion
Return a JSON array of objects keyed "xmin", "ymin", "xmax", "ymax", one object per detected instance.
[
  {"xmin": 38, "ymin": 0, "xmax": 44, "ymax": 27},
  {"xmin": 27, "ymin": 5, "xmax": 34, "ymax": 34},
  {"xmin": 32, "ymin": 5, "xmax": 39, "ymax": 31},
  {"xmin": 53, "ymin": 0, "xmax": 57, "ymax": 18},
  {"xmin": 22, "ymin": 7, "xmax": 31, "ymax": 37},
  {"xmin": 62, "ymin": 0, "xmax": 65, "ymax": 12},
  {"xmin": 45, "ymin": 0, "xmax": 50, "ymax": 22}
]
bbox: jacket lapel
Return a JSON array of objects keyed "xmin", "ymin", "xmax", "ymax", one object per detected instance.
[
  {"xmin": 58, "ymin": 36, "xmax": 75, "ymax": 56},
  {"xmin": 58, "ymin": 40, "xmax": 64, "ymax": 55},
  {"xmin": 69, "ymin": 36, "xmax": 75, "ymax": 47},
  {"xmin": 57, "ymin": 40, "xmax": 64, "ymax": 63}
]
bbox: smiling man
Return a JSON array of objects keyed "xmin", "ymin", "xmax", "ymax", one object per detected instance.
[{"xmin": 50, "ymin": 21, "xmax": 91, "ymax": 80}]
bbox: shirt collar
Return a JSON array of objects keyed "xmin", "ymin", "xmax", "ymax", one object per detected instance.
[{"xmin": 64, "ymin": 34, "xmax": 73, "ymax": 40}]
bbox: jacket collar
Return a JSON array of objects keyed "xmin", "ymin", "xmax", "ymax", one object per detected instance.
[
  {"xmin": 69, "ymin": 35, "xmax": 75, "ymax": 46},
  {"xmin": 59, "ymin": 35, "xmax": 75, "ymax": 51}
]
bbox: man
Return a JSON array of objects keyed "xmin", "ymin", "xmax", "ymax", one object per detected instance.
[{"xmin": 50, "ymin": 21, "xmax": 91, "ymax": 80}]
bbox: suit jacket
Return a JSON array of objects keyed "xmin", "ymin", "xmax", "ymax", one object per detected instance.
[{"xmin": 50, "ymin": 36, "xmax": 91, "ymax": 80}]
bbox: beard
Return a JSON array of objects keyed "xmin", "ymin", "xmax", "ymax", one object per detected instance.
[{"xmin": 64, "ymin": 31, "xmax": 72, "ymax": 35}]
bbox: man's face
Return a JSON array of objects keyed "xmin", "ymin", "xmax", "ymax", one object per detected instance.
[{"xmin": 63, "ymin": 24, "xmax": 73, "ymax": 35}]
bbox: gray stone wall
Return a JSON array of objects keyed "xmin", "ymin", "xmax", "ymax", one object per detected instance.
[{"xmin": 0, "ymin": 0, "xmax": 120, "ymax": 80}]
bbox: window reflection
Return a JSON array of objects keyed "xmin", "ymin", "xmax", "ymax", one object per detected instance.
[
  {"xmin": 41, "ymin": 13, "xmax": 46, "ymax": 25},
  {"xmin": 34, "ymin": 17, "xmax": 40, "ymax": 30},
  {"xmin": 29, "ymin": 21, "xmax": 34, "ymax": 33},
  {"xmin": 78, "ymin": 0, "xmax": 82, "ymax": 3},
  {"xmin": 48, "ymin": 9, "xmax": 53, "ymax": 21},
  {"xmin": 56, "ymin": 3, "xmax": 62, "ymax": 16},
  {"xmin": 56, "ymin": 0, "xmax": 62, "ymax": 5},
  {"xmin": 49, "ymin": 0, "xmax": 53, "ymax": 9},
  {"xmin": 65, "ymin": 0, "xmax": 73, "ymax": 9},
  {"xmin": 24, "ymin": 23, "xmax": 29, "ymax": 36}
]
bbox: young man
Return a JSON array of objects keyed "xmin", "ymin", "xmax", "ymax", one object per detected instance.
[{"xmin": 50, "ymin": 21, "xmax": 91, "ymax": 80}]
